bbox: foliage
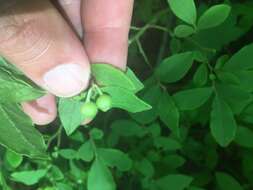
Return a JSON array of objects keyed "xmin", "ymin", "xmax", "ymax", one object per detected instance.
[{"xmin": 1, "ymin": 0, "xmax": 253, "ymax": 189}]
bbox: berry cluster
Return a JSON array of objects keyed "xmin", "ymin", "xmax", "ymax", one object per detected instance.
[{"xmin": 81, "ymin": 94, "xmax": 112, "ymax": 120}]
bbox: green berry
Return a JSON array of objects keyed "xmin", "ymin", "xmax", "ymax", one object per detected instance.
[
  {"xmin": 81, "ymin": 102, "xmax": 98, "ymax": 119},
  {"xmin": 209, "ymin": 74, "xmax": 216, "ymax": 81},
  {"xmin": 96, "ymin": 94, "xmax": 112, "ymax": 112}
]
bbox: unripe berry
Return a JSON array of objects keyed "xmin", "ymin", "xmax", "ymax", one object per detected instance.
[
  {"xmin": 209, "ymin": 74, "xmax": 216, "ymax": 81},
  {"xmin": 81, "ymin": 102, "xmax": 98, "ymax": 119},
  {"xmin": 96, "ymin": 94, "xmax": 112, "ymax": 112}
]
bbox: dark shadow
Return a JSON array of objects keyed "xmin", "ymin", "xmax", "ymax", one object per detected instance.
[{"xmin": 0, "ymin": 0, "xmax": 51, "ymax": 16}]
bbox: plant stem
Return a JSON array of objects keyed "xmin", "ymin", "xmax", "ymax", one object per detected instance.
[
  {"xmin": 136, "ymin": 39, "xmax": 153, "ymax": 70},
  {"xmin": 56, "ymin": 126, "xmax": 63, "ymax": 147},
  {"xmin": 92, "ymin": 84, "xmax": 103, "ymax": 96},
  {"xmin": 129, "ymin": 9, "xmax": 169, "ymax": 45},
  {"xmin": 47, "ymin": 125, "xmax": 63, "ymax": 148},
  {"xmin": 130, "ymin": 26, "xmax": 141, "ymax": 31},
  {"xmin": 85, "ymin": 87, "xmax": 94, "ymax": 102},
  {"xmin": 149, "ymin": 24, "xmax": 172, "ymax": 35},
  {"xmin": 156, "ymin": 23, "xmax": 170, "ymax": 65}
]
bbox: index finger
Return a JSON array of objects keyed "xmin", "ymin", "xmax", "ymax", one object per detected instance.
[{"xmin": 82, "ymin": 0, "xmax": 134, "ymax": 69}]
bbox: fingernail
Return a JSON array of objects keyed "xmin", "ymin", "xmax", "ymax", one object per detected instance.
[{"xmin": 43, "ymin": 64, "xmax": 90, "ymax": 97}]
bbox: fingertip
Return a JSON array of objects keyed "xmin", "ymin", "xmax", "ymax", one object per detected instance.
[
  {"xmin": 42, "ymin": 63, "xmax": 90, "ymax": 97},
  {"xmin": 82, "ymin": 0, "xmax": 134, "ymax": 70},
  {"xmin": 22, "ymin": 94, "xmax": 57, "ymax": 126},
  {"xmin": 0, "ymin": 0, "xmax": 91, "ymax": 98}
]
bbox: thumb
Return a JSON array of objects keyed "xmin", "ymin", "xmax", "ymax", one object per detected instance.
[{"xmin": 0, "ymin": 0, "xmax": 90, "ymax": 97}]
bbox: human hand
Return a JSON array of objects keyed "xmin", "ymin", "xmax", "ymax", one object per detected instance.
[{"xmin": 0, "ymin": 0, "xmax": 133, "ymax": 125}]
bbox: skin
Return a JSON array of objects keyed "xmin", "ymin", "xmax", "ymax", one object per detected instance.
[{"xmin": 0, "ymin": 0, "xmax": 134, "ymax": 125}]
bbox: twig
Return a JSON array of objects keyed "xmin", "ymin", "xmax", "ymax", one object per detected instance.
[
  {"xmin": 136, "ymin": 39, "xmax": 153, "ymax": 70},
  {"xmin": 156, "ymin": 23, "xmax": 171, "ymax": 65},
  {"xmin": 47, "ymin": 125, "xmax": 63, "ymax": 148},
  {"xmin": 129, "ymin": 9, "xmax": 169, "ymax": 45},
  {"xmin": 56, "ymin": 126, "xmax": 63, "ymax": 147}
]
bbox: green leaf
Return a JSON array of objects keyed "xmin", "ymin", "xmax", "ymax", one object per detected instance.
[
  {"xmin": 174, "ymin": 25, "xmax": 195, "ymax": 38},
  {"xmin": 77, "ymin": 141, "xmax": 94, "ymax": 162},
  {"xmin": 173, "ymin": 87, "xmax": 213, "ymax": 110},
  {"xmin": 98, "ymin": 148, "xmax": 132, "ymax": 172},
  {"xmin": 90, "ymin": 128, "xmax": 104, "ymax": 140},
  {"xmin": 135, "ymin": 158, "xmax": 154, "ymax": 178},
  {"xmin": 5, "ymin": 149, "xmax": 23, "ymax": 168},
  {"xmin": 156, "ymin": 174, "xmax": 193, "ymax": 190},
  {"xmin": 69, "ymin": 131, "xmax": 85, "ymax": 142},
  {"xmin": 193, "ymin": 51, "xmax": 208, "ymax": 63},
  {"xmin": 91, "ymin": 63, "xmax": 136, "ymax": 91},
  {"xmin": 154, "ymin": 137, "xmax": 181, "ymax": 151},
  {"xmin": 168, "ymin": 0, "xmax": 197, "ymax": 25},
  {"xmin": 146, "ymin": 123, "xmax": 161, "ymax": 137},
  {"xmin": 50, "ymin": 166, "xmax": 64, "ymax": 181},
  {"xmin": 223, "ymin": 43, "xmax": 253, "ymax": 71},
  {"xmin": 58, "ymin": 149, "xmax": 77, "ymax": 160},
  {"xmin": 110, "ymin": 120, "xmax": 146, "ymax": 137},
  {"xmin": 56, "ymin": 183, "xmax": 73, "ymax": 190},
  {"xmin": 0, "ymin": 104, "xmax": 47, "ymax": 159},
  {"xmin": 210, "ymin": 95, "xmax": 237, "ymax": 147},
  {"xmin": 158, "ymin": 92, "xmax": 180, "ymax": 137},
  {"xmin": 106, "ymin": 133, "xmax": 119, "ymax": 148},
  {"xmin": 235, "ymin": 126, "xmax": 253, "ymax": 148},
  {"xmin": 58, "ymin": 98, "xmax": 86, "ymax": 135},
  {"xmin": 193, "ymin": 64, "xmax": 208, "ymax": 87},
  {"xmin": 101, "ymin": 86, "xmax": 151, "ymax": 113},
  {"xmin": 197, "ymin": 4, "xmax": 231, "ymax": 30},
  {"xmin": 42, "ymin": 187, "xmax": 56, "ymax": 190},
  {"xmin": 188, "ymin": 187, "xmax": 206, "ymax": 190},
  {"xmin": 240, "ymin": 102, "xmax": 253, "ymax": 124},
  {"xmin": 126, "ymin": 68, "xmax": 144, "ymax": 93},
  {"xmin": 215, "ymin": 55, "xmax": 229, "ymax": 69},
  {"xmin": 147, "ymin": 150, "xmax": 160, "ymax": 162},
  {"xmin": 130, "ymin": 85, "xmax": 162, "ymax": 124},
  {"xmin": 205, "ymin": 148, "xmax": 218, "ymax": 170},
  {"xmin": 0, "ymin": 66, "xmax": 44, "ymax": 103},
  {"xmin": 241, "ymin": 150, "xmax": 253, "ymax": 181},
  {"xmin": 190, "ymin": 6, "xmax": 247, "ymax": 51},
  {"xmin": 216, "ymin": 71, "xmax": 241, "ymax": 85},
  {"xmin": 215, "ymin": 84, "xmax": 251, "ymax": 114},
  {"xmin": 216, "ymin": 172, "xmax": 243, "ymax": 190},
  {"xmin": 70, "ymin": 160, "xmax": 86, "ymax": 180},
  {"xmin": 195, "ymin": 171, "xmax": 212, "ymax": 187},
  {"xmin": 156, "ymin": 52, "xmax": 195, "ymax": 83},
  {"xmin": 11, "ymin": 169, "xmax": 47, "ymax": 186},
  {"xmin": 170, "ymin": 38, "xmax": 182, "ymax": 54},
  {"xmin": 232, "ymin": 70, "xmax": 253, "ymax": 92},
  {"xmin": 87, "ymin": 158, "xmax": 116, "ymax": 190},
  {"xmin": 163, "ymin": 154, "xmax": 186, "ymax": 169},
  {"xmin": 0, "ymin": 172, "xmax": 11, "ymax": 190}
]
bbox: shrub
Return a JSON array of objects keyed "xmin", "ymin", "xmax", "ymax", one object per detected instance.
[{"xmin": 1, "ymin": 0, "xmax": 253, "ymax": 189}]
